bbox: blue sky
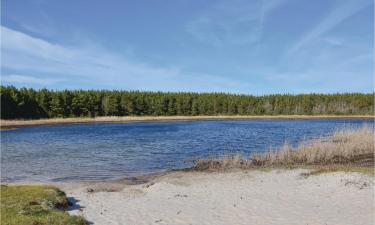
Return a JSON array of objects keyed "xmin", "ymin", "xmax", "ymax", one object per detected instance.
[{"xmin": 1, "ymin": 0, "xmax": 373, "ymax": 94}]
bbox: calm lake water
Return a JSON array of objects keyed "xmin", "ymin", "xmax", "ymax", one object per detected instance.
[{"xmin": 1, "ymin": 119, "xmax": 372, "ymax": 182}]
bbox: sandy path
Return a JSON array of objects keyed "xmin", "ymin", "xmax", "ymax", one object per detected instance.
[{"xmin": 62, "ymin": 170, "xmax": 374, "ymax": 225}]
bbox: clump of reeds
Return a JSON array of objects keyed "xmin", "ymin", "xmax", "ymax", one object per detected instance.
[
  {"xmin": 193, "ymin": 154, "xmax": 250, "ymax": 170},
  {"xmin": 193, "ymin": 125, "xmax": 374, "ymax": 170}
]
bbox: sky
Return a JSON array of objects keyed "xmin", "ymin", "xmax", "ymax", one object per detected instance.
[{"xmin": 1, "ymin": 0, "xmax": 373, "ymax": 94}]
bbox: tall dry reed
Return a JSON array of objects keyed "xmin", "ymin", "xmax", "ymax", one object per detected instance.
[{"xmin": 194, "ymin": 125, "xmax": 374, "ymax": 170}]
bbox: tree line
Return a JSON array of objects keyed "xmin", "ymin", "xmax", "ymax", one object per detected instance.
[{"xmin": 1, "ymin": 86, "xmax": 373, "ymax": 119}]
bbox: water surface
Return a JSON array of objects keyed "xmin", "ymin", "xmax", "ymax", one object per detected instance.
[{"xmin": 1, "ymin": 119, "xmax": 372, "ymax": 182}]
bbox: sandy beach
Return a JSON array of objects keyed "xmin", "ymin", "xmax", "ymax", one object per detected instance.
[{"xmin": 61, "ymin": 169, "xmax": 374, "ymax": 225}]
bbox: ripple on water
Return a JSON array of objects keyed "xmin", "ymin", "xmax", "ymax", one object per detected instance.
[{"xmin": 1, "ymin": 119, "xmax": 372, "ymax": 182}]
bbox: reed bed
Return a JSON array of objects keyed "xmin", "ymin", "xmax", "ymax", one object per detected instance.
[{"xmin": 193, "ymin": 125, "xmax": 375, "ymax": 170}]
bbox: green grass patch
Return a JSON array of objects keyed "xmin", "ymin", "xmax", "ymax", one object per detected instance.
[{"xmin": 1, "ymin": 185, "xmax": 86, "ymax": 225}]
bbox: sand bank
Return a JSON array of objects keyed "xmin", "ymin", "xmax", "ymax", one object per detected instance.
[
  {"xmin": 1, "ymin": 115, "xmax": 373, "ymax": 129},
  {"xmin": 61, "ymin": 169, "xmax": 374, "ymax": 225}
]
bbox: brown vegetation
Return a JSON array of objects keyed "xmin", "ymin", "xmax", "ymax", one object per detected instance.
[
  {"xmin": 1, "ymin": 115, "xmax": 373, "ymax": 129},
  {"xmin": 193, "ymin": 126, "xmax": 374, "ymax": 171}
]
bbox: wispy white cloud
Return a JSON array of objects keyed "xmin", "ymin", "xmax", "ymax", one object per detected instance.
[
  {"xmin": 1, "ymin": 0, "xmax": 371, "ymax": 94},
  {"xmin": 186, "ymin": 0, "xmax": 286, "ymax": 46},
  {"xmin": 270, "ymin": 0, "xmax": 373, "ymax": 93},
  {"xmin": 1, "ymin": 26, "xmax": 251, "ymax": 92},
  {"xmin": 1, "ymin": 74, "xmax": 64, "ymax": 85},
  {"xmin": 262, "ymin": 43, "xmax": 373, "ymax": 93},
  {"xmin": 287, "ymin": 0, "xmax": 371, "ymax": 56},
  {"xmin": 322, "ymin": 37, "xmax": 344, "ymax": 46}
]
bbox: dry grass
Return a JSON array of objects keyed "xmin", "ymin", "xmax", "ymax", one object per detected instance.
[
  {"xmin": 300, "ymin": 165, "xmax": 374, "ymax": 177},
  {"xmin": 193, "ymin": 125, "xmax": 375, "ymax": 171},
  {"xmin": 1, "ymin": 115, "xmax": 373, "ymax": 129}
]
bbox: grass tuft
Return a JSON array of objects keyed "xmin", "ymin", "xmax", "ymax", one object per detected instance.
[{"xmin": 1, "ymin": 185, "xmax": 86, "ymax": 225}]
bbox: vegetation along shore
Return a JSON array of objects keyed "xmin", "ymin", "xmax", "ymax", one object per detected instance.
[
  {"xmin": 193, "ymin": 125, "xmax": 374, "ymax": 173},
  {"xmin": 1, "ymin": 115, "xmax": 374, "ymax": 129}
]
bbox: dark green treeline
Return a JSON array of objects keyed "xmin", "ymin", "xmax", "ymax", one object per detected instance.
[{"xmin": 1, "ymin": 86, "xmax": 373, "ymax": 119}]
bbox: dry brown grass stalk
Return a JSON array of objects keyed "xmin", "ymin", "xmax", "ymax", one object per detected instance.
[{"xmin": 193, "ymin": 125, "xmax": 374, "ymax": 170}]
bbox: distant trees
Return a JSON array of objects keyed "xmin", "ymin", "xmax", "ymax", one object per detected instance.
[
  {"xmin": 0, "ymin": 86, "xmax": 373, "ymax": 119},
  {"xmin": 1, "ymin": 86, "xmax": 47, "ymax": 119}
]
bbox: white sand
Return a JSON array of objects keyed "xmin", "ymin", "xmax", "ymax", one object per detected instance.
[{"xmin": 62, "ymin": 169, "xmax": 374, "ymax": 225}]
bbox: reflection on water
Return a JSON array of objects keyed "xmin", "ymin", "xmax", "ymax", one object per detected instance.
[{"xmin": 1, "ymin": 119, "xmax": 372, "ymax": 182}]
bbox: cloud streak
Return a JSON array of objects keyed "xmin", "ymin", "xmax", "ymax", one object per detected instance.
[
  {"xmin": 1, "ymin": 26, "xmax": 249, "ymax": 92},
  {"xmin": 186, "ymin": 0, "xmax": 286, "ymax": 46},
  {"xmin": 1, "ymin": 0, "xmax": 372, "ymax": 94},
  {"xmin": 287, "ymin": 0, "xmax": 371, "ymax": 56},
  {"xmin": 1, "ymin": 74, "xmax": 64, "ymax": 85}
]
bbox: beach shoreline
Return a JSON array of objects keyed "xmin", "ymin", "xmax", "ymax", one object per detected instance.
[
  {"xmin": 58, "ymin": 169, "xmax": 374, "ymax": 225},
  {"xmin": 1, "ymin": 115, "xmax": 374, "ymax": 130},
  {"xmin": 4, "ymin": 167, "xmax": 374, "ymax": 224},
  {"xmin": 4, "ymin": 168, "xmax": 374, "ymax": 224}
]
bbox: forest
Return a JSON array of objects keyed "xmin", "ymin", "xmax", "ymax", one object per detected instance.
[{"xmin": 1, "ymin": 86, "xmax": 373, "ymax": 119}]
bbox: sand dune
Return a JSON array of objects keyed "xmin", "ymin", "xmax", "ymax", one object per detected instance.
[{"xmin": 62, "ymin": 169, "xmax": 374, "ymax": 225}]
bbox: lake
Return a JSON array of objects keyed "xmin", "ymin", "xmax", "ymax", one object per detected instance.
[{"xmin": 1, "ymin": 119, "xmax": 372, "ymax": 182}]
